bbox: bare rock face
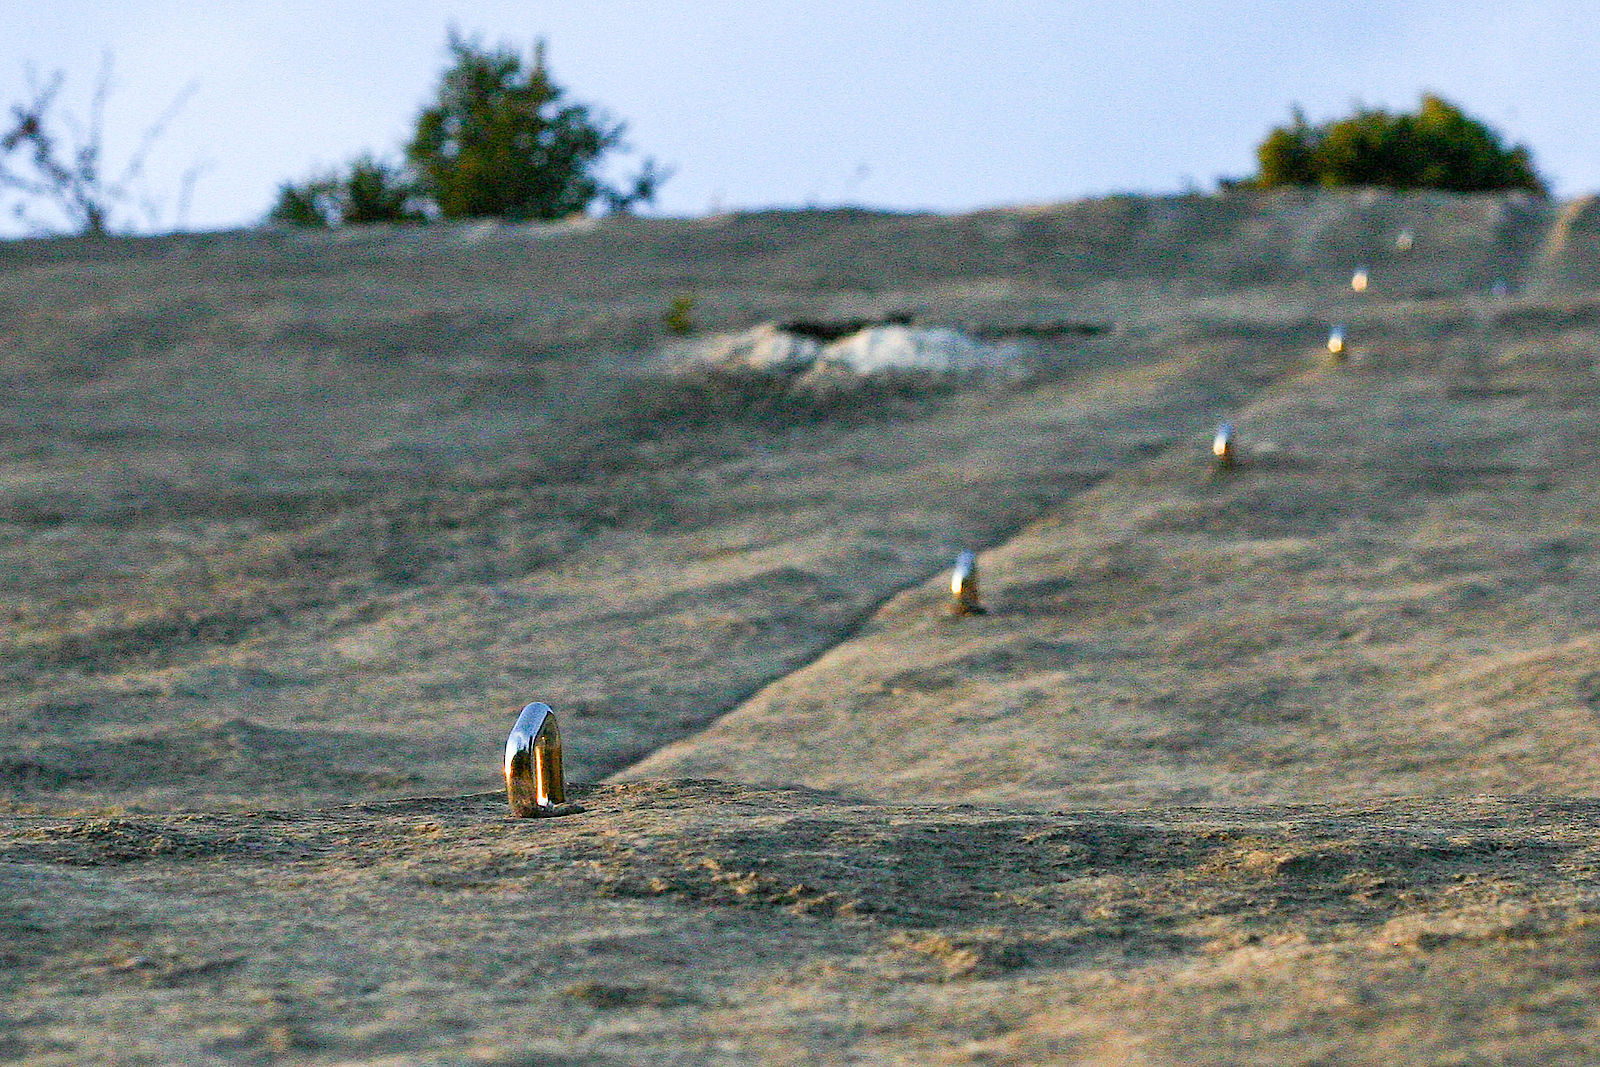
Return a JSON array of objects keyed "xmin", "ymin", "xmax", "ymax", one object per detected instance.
[
  {"xmin": 674, "ymin": 322, "xmax": 1027, "ymax": 376},
  {"xmin": 7, "ymin": 783, "xmax": 1600, "ymax": 1065},
  {"xmin": 816, "ymin": 324, "xmax": 1020, "ymax": 373},
  {"xmin": 13, "ymin": 190, "xmax": 1600, "ymax": 1065},
  {"xmin": 1537, "ymin": 194, "xmax": 1600, "ymax": 290},
  {"xmin": 672, "ymin": 321, "xmax": 822, "ymax": 372}
]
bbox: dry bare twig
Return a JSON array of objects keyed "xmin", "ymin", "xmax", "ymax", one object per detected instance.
[{"xmin": 0, "ymin": 53, "xmax": 200, "ymax": 235}]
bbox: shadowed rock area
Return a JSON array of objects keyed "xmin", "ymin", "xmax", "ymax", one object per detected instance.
[{"xmin": 7, "ymin": 783, "xmax": 1600, "ymax": 1065}]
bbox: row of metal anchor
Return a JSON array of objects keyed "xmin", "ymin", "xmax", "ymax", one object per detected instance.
[
  {"xmin": 1219, "ymin": 246, "xmax": 1411, "ymax": 480},
  {"xmin": 1327, "ymin": 264, "xmax": 1372, "ymax": 365},
  {"xmin": 1330, "ymin": 233, "xmax": 1510, "ymax": 370},
  {"xmin": 502, "ymin": 227, "xmax": 1499, "ymax": 816},
  {"xmin": 949, "ymin": 271, "xmax": 1367, "ymax": 626},
  {"xmin": 501, "ymin": 261, "xmax": 1349, "ymax": 815},
  {"xmin": 503, "ymin": 547, "xmax": 989, "ymax": 816}
]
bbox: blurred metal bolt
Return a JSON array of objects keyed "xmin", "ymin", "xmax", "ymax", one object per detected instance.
[
  {"xmin": 1351, "ymin": 266, "xmax": 1369, "ymax": 293},
  {"xmin": 948, "ymin": 549, "xmax": 986, "ymax": 616},
  {"xmin": 1212, "ymin": 421, "xmax": 1237, "ymax": 469},
  {"xmin": 1327, "ymin": 325, "xmax": 1346, "ymax": 360}
]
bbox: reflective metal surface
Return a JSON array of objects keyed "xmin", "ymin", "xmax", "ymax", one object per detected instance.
[
  {"xmin": 1327, "ymin": 325, "xmax": 1346, "ymax": 358},
  {"xmin": 1351, "ymin": 266, "xmax": 1369, "ymax": 292},
  {"xmin": 504, "ymin": 702, "xmax": 573, "ymax": 817},
  {"xmin": 1212, "ymin": 421, "xmax": 1236, "ymax": 468},
  {"xmin": 948, "ymin": 549, "xmax": 985, "ymax": 616}
]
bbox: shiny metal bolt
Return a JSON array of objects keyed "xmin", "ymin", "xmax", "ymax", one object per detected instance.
[
  {"xmin": 948, "ymin": 549, "xmax": 986, "ymax": 616},
  {"xmin": 505, "ymin": 702, "xmax": 577, "ymax": 817},
  {"xmin": 1212, "ymin": 421, "xmax": 1237, "ymax": 469}
]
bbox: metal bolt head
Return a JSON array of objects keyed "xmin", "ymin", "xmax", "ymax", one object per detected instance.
[
  {"xmin": 948, "ymin": 549, "xmax": 985, "ymax": 615},
  {"xmin": 505, "ymin": 702, "xmax": 567, "ymax": 817},
  {"xmin": 1212, "ymin": 421, "xmax": 1237, "ymax": 469}
]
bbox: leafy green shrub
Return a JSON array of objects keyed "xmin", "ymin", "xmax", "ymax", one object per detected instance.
[
  {"xmin": 1255, "ymin": 96, "xmax": 1545, "ymax": 194},
  {"xmin": 269, "ymin": 30, "xmax": 663, "ymax": 228},
  {"xmin": 270, "ymin": 155, "xmax": 424, "ymax": 227},
  {"xmin": 664, "ymin": 294, "xmax": 696, "ymax": 335}
]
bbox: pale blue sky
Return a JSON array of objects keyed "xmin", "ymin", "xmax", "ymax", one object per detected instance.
[{"xmin": 1, "ymin": 1, "xmax": 1595, "ymax": 233}]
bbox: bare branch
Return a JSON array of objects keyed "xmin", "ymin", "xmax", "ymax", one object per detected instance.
[
  {"xmin": 112, "ymin": 78, "xmax": 198, "ymax": 196},
  {"xmin": 173, "ymin": 158, "xmax": 209, "ymax": 230},
  {"xmin": 0, "ymin": 56, "xmax": 198, "ymax": 236}
]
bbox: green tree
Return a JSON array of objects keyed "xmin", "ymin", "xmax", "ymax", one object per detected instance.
[
  {"xmin": 1254, "ymin": 95, "xmax": 1545, "ymax": 195},
  {"xmin": 1255, "ymin": 108, "xmax": 1318, "ymax": 187},
  {"xmin": 407, "ymin": 31, "xmax": 661, "ymax": 221},
  {"xmin": 269, "ymin": 155, "xmax": 422, "ymax": 227}
]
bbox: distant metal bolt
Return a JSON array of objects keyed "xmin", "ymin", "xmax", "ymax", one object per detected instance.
[
  {"xmin": 1212, "ymin": 421, "xmax": 1237, "ymax": 469},
  {"xmin": 948, "ymin": 550, "xmax": 986, "ymax": 616}
]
